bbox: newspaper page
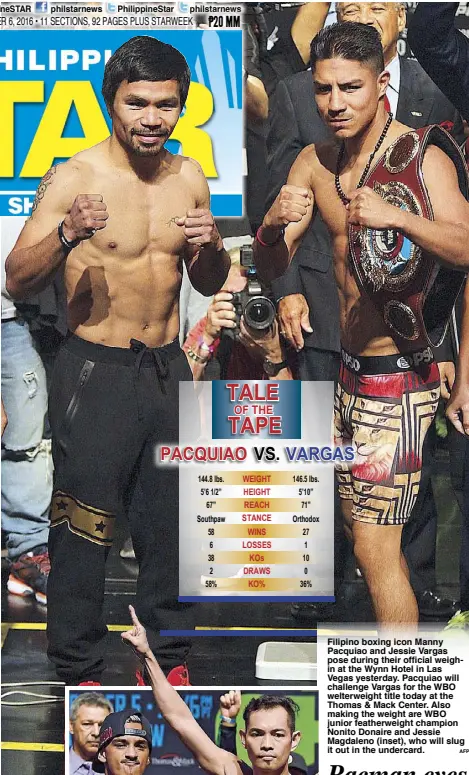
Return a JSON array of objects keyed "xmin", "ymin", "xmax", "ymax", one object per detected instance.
[{"xmin": 0, "ymin": 3, "xmax": 468, "ymax": 775}]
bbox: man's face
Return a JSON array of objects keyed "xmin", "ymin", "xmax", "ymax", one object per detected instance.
[
  {"xmin": 239, "ymin": 707, "xmax": 300, "ymax": 773},
  {"xmin": 102, "ymin": 724, "xmax": 150, "ymax": 775},
  {"xmin": 111, "ymin": 79, "xmax": 182, "ymax": 157},
  {"xmin": 70, "ymin": 704, "xmax": 109, "ymax": 761},
  {"xmin": 337, "ymin": 2, "xmax": 406, "ymax": 63},
  {"xmin": 313, "ymin": 57, "xmax": 389, "ymax": 139}
]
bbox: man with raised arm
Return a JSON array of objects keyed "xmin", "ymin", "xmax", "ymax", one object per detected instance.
[
  {"xmin": 5, "ymin": 35, "xmax": 230, "ymax": 685},
  {"xmin": 121, "ymin": 606, "xmax": 301, "ymax": 775},
  {"xmin": 254, "ymin": 22, "xmax": 469, "ymax": 624}
]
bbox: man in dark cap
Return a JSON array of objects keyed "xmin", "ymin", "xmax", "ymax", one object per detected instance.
[{"xmin": 95, "ymin": 710, "xmax": 152, "ymax": 775}]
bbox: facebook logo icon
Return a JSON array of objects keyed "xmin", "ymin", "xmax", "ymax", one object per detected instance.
[{"xmin": 34, "ymin": 1, "xmax": 48, "ymax": 11}]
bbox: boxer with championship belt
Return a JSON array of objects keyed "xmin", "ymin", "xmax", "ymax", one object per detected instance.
[
  {"xmin": 256, "ymin": 22, "xmax": 469, "ymax": 625},
  {"xmin": 348, "ymin": 125, "xmax": 469, "ymax": 347}
]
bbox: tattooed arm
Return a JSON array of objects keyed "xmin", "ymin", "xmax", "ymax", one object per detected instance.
[{"xmin": 5, "ymin": 161, "xmax": 104, "ymax": 300}]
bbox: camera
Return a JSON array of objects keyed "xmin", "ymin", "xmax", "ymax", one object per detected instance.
[{"xmin": 225, "ymin": 245, "xmax": 276, "ymax": 340}]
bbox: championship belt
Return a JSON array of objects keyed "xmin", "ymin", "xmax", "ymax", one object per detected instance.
[{"xmin": 349, "ymin": 126, "xmax": 469, "ymax": 346}]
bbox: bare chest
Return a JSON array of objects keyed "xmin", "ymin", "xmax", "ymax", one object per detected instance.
[
  {"xmin": 82, "ymin": 173, "xmax": 195, "ymax": 259},
  {"xmin": 315, "ymin": 175, "xmax": 349, "ymax": 241},
  {"xmin": 313, "ymin": 175, "xmax": 361, "ymax": 294}
]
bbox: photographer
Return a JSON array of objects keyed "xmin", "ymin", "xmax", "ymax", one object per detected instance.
[{"xmin": 183, "ymin": 249, "xmax": 292, "ymax": 382}]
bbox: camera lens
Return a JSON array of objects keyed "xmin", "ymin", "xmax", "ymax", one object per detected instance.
[
  {"xmin": 251, "ymin": 302, "xmax": 269, "ymax": 323},
  {"xmin": 244, "ymin": 296, "xmax": 276, "ymax": 330}
]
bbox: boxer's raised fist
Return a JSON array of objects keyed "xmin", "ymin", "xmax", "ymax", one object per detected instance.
[
  {"xmin": 219, "ymin": 690, "xmax": 242, "ymax": 719},
  {"xmin": 347, "ymin": 187, "xmax": 397, "ymax": 230},
  {"xmin": 176, "ymin": 209, "xmax": 222, "ymax": 248},
  {"xmin": 63, "ymin": 194, "xmax": 109, "ymax": 242},
  {"xmin": 265, "ymin": 185, "xmax": 312, "ymax": 229}
]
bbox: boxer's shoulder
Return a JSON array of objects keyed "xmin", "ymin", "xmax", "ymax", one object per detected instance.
[
  {"xmin": 53, "ymin": 151, "xmax": 96, "ymax": 193},
  {"xmin": 177, "ymin": 155, "xmax": 210, "ymax": 206},
  {"xmin": 312, "ymin": 139, "xmax": 338, "ymax": 166},
  {"xmin": 180, "ymin": 155, "xmax": 207, "ymax": 183}
]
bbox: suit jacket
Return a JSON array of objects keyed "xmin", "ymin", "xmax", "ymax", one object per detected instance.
[
  {"xmin": 268, "ymin": 58, "xmax": 465, "ymax": 353},
  {"xmin": 408, "ymin": 2, "xmax": 469, "ymax": 123}
]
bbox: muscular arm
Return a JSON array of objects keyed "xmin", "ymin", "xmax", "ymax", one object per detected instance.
[
  {"xmin": 394, "ymin": 146, "xmax": 469, "ymax": 269},
  {"xmin": 182, "ymin": 162, "xmax": 230, "ymax": 296},
  {"xmin": 408, "ymin": 3, "xmax": 469, "ymax": 122},
  {"xmin": 350, "ymin": 146, "xmax": 469, "ymax": 270},
  {"xmin": 254, "ymin": 148, "xmax": 315, "ymax": 284},
  {"xmin": 5, "ymin": 166, "xmax": 73, "ymax": 299},
  {"xmin": 143, "ymin": 653, "xmax": 239, "ymax": 775},
  {"xmin": 6, "ymin": 161, "xmax": 106, "ymax": 300},
  {"xmin": 217, "ymin": 692, "xmax": 241, "ymax": 755},
  {"xmin": 122, "ymin": 607, "xmax": 240, "ymax": 775}
]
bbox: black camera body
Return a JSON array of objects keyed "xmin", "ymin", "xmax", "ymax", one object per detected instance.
[{"xmin": 225, "ymin": 245, "xmax": 276, "ymax": 341}]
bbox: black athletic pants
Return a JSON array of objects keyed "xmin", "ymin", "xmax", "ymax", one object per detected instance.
[{"xmin": 47, "ymin": 333, "xmax": 195, "ymax": 681}]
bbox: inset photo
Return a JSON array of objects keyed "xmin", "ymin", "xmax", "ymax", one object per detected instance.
[{"xmin": 66, "ymin": 685, "xmax": 318, "ymax": 775}]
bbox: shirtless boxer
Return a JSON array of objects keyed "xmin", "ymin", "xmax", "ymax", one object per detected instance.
[
  {"xmin": 254, "ymin": 22, "xmax": 469, "ymax": 624},
  {"xmin": 120, "ymin": 606, "xmax": 301, "ymax": 775},
  {"xmin": 6, "ymin": 35, "xmax": 230, "ymax": 683}
]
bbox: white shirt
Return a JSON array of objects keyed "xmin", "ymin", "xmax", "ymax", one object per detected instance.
[{"xmin": 386, "ymin": 54, "xmax": 401, "ymax": 118}]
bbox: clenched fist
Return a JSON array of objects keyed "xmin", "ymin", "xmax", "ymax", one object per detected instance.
[
  {"xmin": 264, "ymin": 185, "xmax": 312, "ymax": 229},
  {"xmin": 62, "ymin": 194, "xmax": 109, "ymax": 242},
  {"xmin": 347, "ymin": 187, "xmax": 398, "ymax": 230},
  {"xmin": 219, "ymin": 690, "xmax": 242, "ymax": 720},
  {"xmin": 176, "ymin": 209, "xmax": 222, "ymax": 248}
]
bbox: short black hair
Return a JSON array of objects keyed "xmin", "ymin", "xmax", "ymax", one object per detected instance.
[
  {"xmin": 102, "ymin": 35, "xmax": 191, "ymax": 113},
  {"xmin": 243, "ymin": 696, "xmax": 300, "ymax": 735},
  {"xmin": 310, "ymin": 22, "xmax": 384, "ymax": 75}
]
